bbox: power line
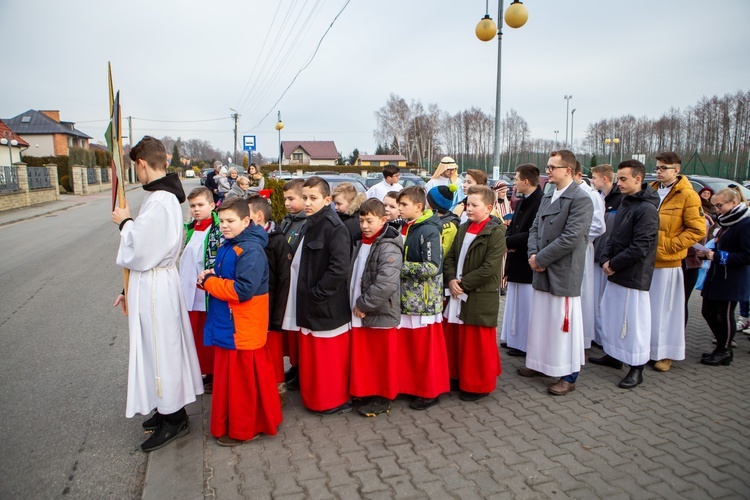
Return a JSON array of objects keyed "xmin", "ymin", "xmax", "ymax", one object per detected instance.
[
  {"xmin": 133, "ymin": 116, "xmax": 231, "ymax": 123},
  {"xmin": 246, "ymin": 0, "xmax": 351, "ymax": 132}
]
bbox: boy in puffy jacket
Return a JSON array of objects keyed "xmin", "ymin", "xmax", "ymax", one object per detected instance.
[{"xmin": 198, "ymin": 198, "xmax": 282, "ymax": 446}]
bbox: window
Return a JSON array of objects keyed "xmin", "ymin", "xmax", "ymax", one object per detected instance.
[
  {"xmin": 292, "ymin": 153, "xmax": 303, "ymax": 163},
  {"xmin": 21, "ymin": 116, "xmax": 31, "ymax": 123}
]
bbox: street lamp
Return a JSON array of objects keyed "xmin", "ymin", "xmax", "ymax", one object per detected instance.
[
  {"xmin": 275, "ymin": 111, "xmax": 284, "ymax": 174},
  {"xmin": 476, "ymin": 0, "xmax": 528, "ymax": 171},
  {"xmin": 564, "ymin": 95, "xmax": 573, "ymax": 148},
  {"xmin": 570, "ymin": 109, "xmax": 576, "ymax": 149},
  {"xmin": 605, "ymin": 137, "xmax": 620, "ymax": 165},
  {"xmin": 554, "ymin": 130, "xmax": 559, "ymax": 146}
]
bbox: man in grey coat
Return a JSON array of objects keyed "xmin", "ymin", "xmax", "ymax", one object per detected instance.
[{"xmin": 518, "ymin": 150, "xmax": 594, "ymax": 395}]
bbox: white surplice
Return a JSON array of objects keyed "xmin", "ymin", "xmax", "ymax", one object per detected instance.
[
  {"xmin": 649, "ymin": 267, "xmax": 686, "ymax": 361},
  {"xmin": 117, "ymin": 190, "xmax": 203, "ymax": 418},
  {"xmin": 600, "ymin": 282, "xmax": 651, "ymax": 366},
  {"xmin": 525, "ymin": 290, "xmax": 585, "ymax": 377},
  {"xmin": 500, "ymin": 282, "xmax": 533, "ymax": 351}
]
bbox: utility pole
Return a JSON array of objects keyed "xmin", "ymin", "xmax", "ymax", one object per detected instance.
[
  {"xmin": 128, "ymin": 116, "xmax": 134, "ymax": 183},
  {"xmin": 230, "ymin": 108, "xmax": 239, "ymax": 164},
  {"xmin": 564, "ymin": 95, "xmax": 573, "ymax": 148},
  {"xmin": 570, "ymin": 109, "xmax": 576, "ymax": 151}
]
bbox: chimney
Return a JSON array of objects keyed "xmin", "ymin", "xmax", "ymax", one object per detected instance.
[{"xmin": 40, "ymin": 110, "xmax": 60, "ymax": 122}]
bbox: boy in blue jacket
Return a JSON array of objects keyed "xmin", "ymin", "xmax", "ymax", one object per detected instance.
[{"xmin": 198, "ymin": 198, "xmax": 282, "ymax": 446}]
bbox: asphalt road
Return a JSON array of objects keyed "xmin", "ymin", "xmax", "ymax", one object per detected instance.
[{"xmin": 0, "ymin": 180, "xmax": 200, "ymax": 499}]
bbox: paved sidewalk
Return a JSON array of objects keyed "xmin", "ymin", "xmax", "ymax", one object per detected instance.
[{"xmin": 144, "ymin": 296, "xmax": 750, "ymax": 499}]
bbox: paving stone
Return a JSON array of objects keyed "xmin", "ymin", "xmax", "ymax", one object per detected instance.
[
  {"xmin": 575, "ymin": 471, "xmax": 627, "ymax": 496},
  {"xmin": 353, "ymin": 469, "xmax": 392, "ymax": 494},
  {"xmin": 268, "ymin": 471, "xmax": 305, "ymax": 496},
  {"xmin": 342, "ymin": 450, "xmax": 378, "ymax": 472},
  {"xmin": 298, "ymin": 477, "xmax": 336, "ymax": 499},
  {"xmin": 415, "ymin": 480, "xmax": 454, "ymax": 498},
  {"xmin": 384, "ymin": 475, "xmax": 424, "ymax": 499},
  {"xmin": 321, "ymin": 463, "xmax": 358, "ymax": 488},
  {"xmin": 403, "ymin": 460, "xmax": 440, "ymax": 485},
  {"xmin": 330, "ymin": 484, "xmax": 362, "ymax": 498},
  {"xmin": 430, "ymin": 465, "xmax": 476, "ymax": 491}
]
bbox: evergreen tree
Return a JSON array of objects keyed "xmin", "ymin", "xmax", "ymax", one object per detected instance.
[
  {"xmin": 170, "ymin": 144, "xmax": 181, "ymax": 168},
  {"xmin": 348, "ymin": 148, "xmax": 360, "ymax": 166}
]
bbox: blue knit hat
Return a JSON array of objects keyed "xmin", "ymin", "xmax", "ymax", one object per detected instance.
[{"xmin": 426, "ymin": 184, "xmax": 456, "ymax": 214}]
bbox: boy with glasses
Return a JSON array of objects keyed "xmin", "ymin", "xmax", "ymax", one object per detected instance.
[{"xmin": 648, "ymin": 152, "xmax": 705, "ymax": 372}]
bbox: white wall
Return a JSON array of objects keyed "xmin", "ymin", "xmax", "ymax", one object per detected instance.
[
  {"xmin": 0, "ymin": 144, "xmax": 23, "ymax": 167},
  {"xmin": 19, "ymin": 135, "xmax": 55, "ymax": 157}
]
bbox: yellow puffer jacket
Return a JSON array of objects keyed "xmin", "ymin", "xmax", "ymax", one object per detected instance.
[{"xmin": 650, "ymin": 175, "xmax": 706, "ymax": 268}]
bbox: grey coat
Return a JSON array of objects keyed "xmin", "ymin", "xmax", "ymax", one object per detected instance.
[
  {"xmin": 351, "ymin": 225, "xmax": 403, "ymax": 328},
  {"xmin": 528, "ymin": 181, "xmax": 594, "ymax": 297}
]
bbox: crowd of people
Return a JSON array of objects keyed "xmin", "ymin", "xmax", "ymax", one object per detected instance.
[{"xmin": 111, "ymin": 136, "xmax": 750, "ymax": 452}]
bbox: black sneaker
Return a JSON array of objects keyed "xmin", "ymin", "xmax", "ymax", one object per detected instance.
[
  {"xmin": 284, "ymin": 366, "xmax": 298, "ymax": 383},
  {"xmin": 449, "ymin": 379, "xmax": 460, "ymax": 392},
  {"xmin": 459, "ymin": 391, "xmax": 489, "ymax": 402},
  {"xmin": 141, "ymin": 418, "xmax": 189, "ymax": 452},
  {"xmin": 506, "ymin": 348, "xmax": 526, "ymax": 357},
  {"xmin": 409, "ymin": 397, "xmax": 439, "ymax": 410},
  {"xmin": 142, "ymin": 412, "xmax": 162, "ymax": 431},
  {"xmin": 357, "ymin": 397, "xmax": 391, "ymax": 417},
  {"xmin": 311, "ymin": 402, "xmax": 352, "ymax": 416},
  {"xmin": 285, "ymin": 377, "xmax": 300, "ymax": 391}
]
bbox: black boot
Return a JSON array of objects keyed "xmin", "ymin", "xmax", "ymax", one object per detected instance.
[
  {"xmin": 701, "ymin": 349, "xmax": 717, "ymax": 360},
  {"xmin": 618, "ymin": 366, "xmax": 643, "ymax": 389},
  {"xmin": 142, "ymin": 411, "xmax": 163, "ymax": 431},
  {"xmin": 141, "ymin": 408, "xmax": 189, "ymax": 452},
  {"xmin": 700, "ymin": 349, "xmax": 732, "ymax": 366},
  {"xmin": 588, "ymin": 354, "xmax": 622, "ymax": 369}
]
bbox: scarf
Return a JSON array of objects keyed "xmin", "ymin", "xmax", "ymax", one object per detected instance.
[
  {"xmin": 717, "ymin": 202, "xmax": 749, "ymax": 227},
  {"xmin": 194, "ymin": 217, "xmax": 212, "ymax": 231},
  {"xmin": 467, "ymin": 217, "xmax": 491, "ymax": 235},
  {"xmin": 362, "ymin": 225, "xmax": 385, "ymax": 245}
]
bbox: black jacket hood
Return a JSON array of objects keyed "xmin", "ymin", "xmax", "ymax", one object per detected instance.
[{"xmin": 142, "ymin": 172, "xmax": 186, "ymax": 203}]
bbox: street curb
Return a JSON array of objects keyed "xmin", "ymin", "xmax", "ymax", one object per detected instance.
[
  {"xmin": 141, "ymin": 398, "xmax": 204, "ymax": 500},
  {"xmin": 0, "ymin": 202, "xmax": 88, "ymax": 227}
]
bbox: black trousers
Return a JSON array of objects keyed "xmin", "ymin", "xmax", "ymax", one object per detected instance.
[{"xmin": 701, "ymin": 298, "xmax": 738, "ymax": 351}]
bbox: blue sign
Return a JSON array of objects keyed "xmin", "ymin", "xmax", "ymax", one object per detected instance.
[{"xmin": 242, "ymin": 135, "xmax": 256, "ymax": 151}]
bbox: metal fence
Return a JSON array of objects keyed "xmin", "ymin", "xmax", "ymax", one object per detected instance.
[
  {"xmin": 0, "ymin": 166, "xmax": 20, "ymax": 193},
  {"xmin": 100, "ymin": 167, "xmax": 109, "ymax": 183},
  {"xmin": 86, "ymin": 168, "xmax": 98, "ymax": 185},
  {"xmin": 27, "ymin": 166, "xmax": 52, "ymax": 190}
]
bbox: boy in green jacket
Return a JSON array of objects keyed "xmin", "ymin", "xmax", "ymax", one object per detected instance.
[{"xmin": 443, "ymin": 185, "xmax": 506, "ymax": 402}]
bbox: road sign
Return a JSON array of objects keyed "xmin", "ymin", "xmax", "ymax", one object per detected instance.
[{"xmin": 242, "ymin": 135, "xmax": 256, "ymax": 151}]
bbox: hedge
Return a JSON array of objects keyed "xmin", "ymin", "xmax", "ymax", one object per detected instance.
[{"xmin": 260, "ymin": 164, "xmax": 414, "ymax": 175}]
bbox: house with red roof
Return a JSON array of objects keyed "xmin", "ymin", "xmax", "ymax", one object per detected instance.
[
  {"xmin": 281, "ymin": 141, "xmax": 339, "ymax": 166},
  {"xmin": 2, "ymin": 110, "xmax": 91, "ymax": 157},
  {"xmin": 355, "ymin": 154, "xmax": 407, "ymax": 167},
  {"xmin": 0, "ymin": 119, "xmax": 30, "ymax": 167}
]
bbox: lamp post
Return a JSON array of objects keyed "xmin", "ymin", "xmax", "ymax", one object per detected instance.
[
  {"xmin": 570, "ymin": 109, "xmax": 576, "ymax": 150},
  {"xmin": 564, "ymin": 95, "xmax": 573, "ymax": 148},
  {"xmin": 475, "ymin": 0, "xmax": 528, "ymax": 171},
  {"xmin": 275, "ymin": 111, "xmax": 284, "ymax": 174},
  {"xmin": 605, "ymin": 137, "xmax": 620, "ymax": 165},
  {"xmin": 554, "ymin": 130, "xmax": 559, "ymax": 146}
]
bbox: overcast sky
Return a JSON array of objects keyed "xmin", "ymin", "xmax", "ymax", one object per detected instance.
[{"xmin": 1, "ymin": 0, "xmax": 749, "ymax": 160}]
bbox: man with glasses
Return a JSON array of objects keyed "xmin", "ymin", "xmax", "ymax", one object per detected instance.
[
  {"xmin": 648, "ymin": 152, "xmax": 705, "ymax": 372},
  {"xmin": 518, "ymin": 150, "xmax": 594, "ymax": 396}
]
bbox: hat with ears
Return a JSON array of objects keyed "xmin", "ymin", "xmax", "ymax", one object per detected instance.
[{"xmin": 426, "ymin": 184, "xmax": 457, "ymax": 214}]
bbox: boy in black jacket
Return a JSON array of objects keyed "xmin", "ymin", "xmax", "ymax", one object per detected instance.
[
  {"xmin": 248, "ymin": 195, "xmax": 292, "ymax": 402},
  {"xmin": 281, "ymin": 177, "xmax": 352, "ymax": 415}
]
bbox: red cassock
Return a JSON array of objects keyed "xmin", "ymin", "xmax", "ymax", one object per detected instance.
[
  {"xmin": 266, "ymin": 330, "xmax": 285, "ymax": 384},
  {"xmin": 349, "ymin": 326, "xmax": 399, "ymax": 400},
  {"xmin": 210, "ymin": 346, "xmax": 282, "ymax": 441},
  {"xmin": 443, "ymin": 319, "xmax": 459, "ymax": 380},
  {"xmin": 297, "ymin": 331, "xmax": 351, "ymax": 411},
  {"xmin": 396, "ymin": 323, "xmax": 450, "ymax": 399},
  {"xmin": 188, "ymin": 310, "xmax": 214, "ymax": 375},
  {"xmin": 443, "ymin": 322, "xmax": 502, "ymax": 393}
]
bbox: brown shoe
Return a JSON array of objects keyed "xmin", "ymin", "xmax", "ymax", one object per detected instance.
[
  {"xmin": 517, "ymin": 367, "xmax": 545, "ymax": 377},
  {"xmin": 654, "ymin": 359, "xmax": 672, "ymax": 372},
  {"xmin": 548, "ymin": 379, "xmax": 576, "ymax": 395}
]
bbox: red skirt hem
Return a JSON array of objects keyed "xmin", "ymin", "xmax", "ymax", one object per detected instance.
[
  {"xmin": 210, "ymin": 346, "xmax": 282, "ymax": 440},
  {"xmin": 395, "ymin": 323, "xmax": 450, "ymax": 398},
  {"xmin": 189, "ymin": 310, "xmax": 214, "ymax": 375},
  {"xmin": 457, "ymin": 324, "xmax": 502, "ymax": 393},
  {"xmin": 267, "ymin": 330, "xmax": 284, "ymax": 383},
  {"xmin": 349, "ymin": 326, "xmax": 399, "ymax": 399},
  {"xmin": 298, "ymin": 331, "xmax": 351, "ymax": 411}
]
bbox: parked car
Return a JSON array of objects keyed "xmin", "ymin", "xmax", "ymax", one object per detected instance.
[
  {"xmin": 303, "ymin": 174, "xmax": 367, "ymax": 194},
  {"xmin": 341, "ymin": 172, "xmax": 368, "ymax": 186},
  {"xmin": 365, "ymin": 173, "xmax": 425, "ymax": 189},
  {"xmin": 268, "ymin": 170, "xmax": 292, "ymax": 180},
  {"xmin": 185, "ymin": 169, "xmax": 195, "ymax": 178},
  {"xmin": 686, "ymin": 175, "xmax": 750, "ymax": 199},
  {"xmin": 199, "ymin": 168, "xmax": 213, "ymax": 185}
]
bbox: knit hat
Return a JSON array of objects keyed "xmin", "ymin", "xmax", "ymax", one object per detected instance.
[
  {"xmin": 493, "ymin": 180, "xmax": 508, "ymax": 191},
  {"xmin": 427, "ymin": 184, "xmax": 457, "ymax": 214},
  {"xmin": 220, "ymin": 166, "xmax": 228, "ymax": 175},
  {"xmin": 698, "ymin": 186, "xmax": 714, "ymax": 197}
]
